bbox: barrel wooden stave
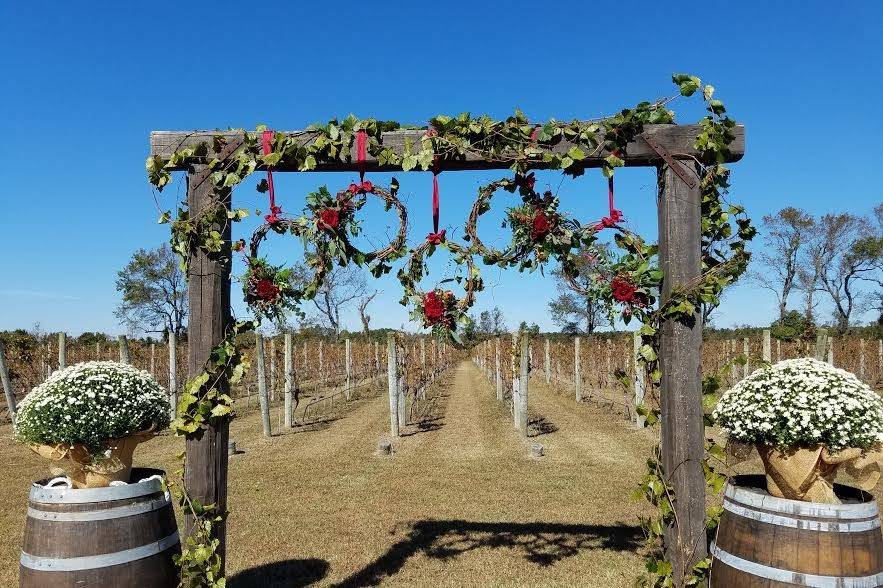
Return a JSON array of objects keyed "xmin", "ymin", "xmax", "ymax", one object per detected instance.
[
  {"xmin": 20, "ymin": 468, "xmax": 179, "ymax": 588},
  {"xmin": 711, "ymin": 475, "xmax": 883, "ymax": 587}
]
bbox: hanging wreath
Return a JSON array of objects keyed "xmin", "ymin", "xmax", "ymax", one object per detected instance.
[
  {"xmin": 240, "ymin": 217, "xmax": 310, "ymax": 319},
  {"xmin": 397, "ymin": 234, "xmax": 482, "ymax": 346},
  {"xmin": 465, "ymin": 173, "xmax": 584, "ymax": 272},
  {"xmin": 301, "ymin": 179, "xmax": 408, "ymax": 277}
]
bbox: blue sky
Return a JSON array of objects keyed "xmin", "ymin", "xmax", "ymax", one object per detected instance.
[{"xmin": 1, "ymin": 1, "xmax": 881, "ymax": 335}]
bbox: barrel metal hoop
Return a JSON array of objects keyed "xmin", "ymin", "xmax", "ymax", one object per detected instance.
[
  {"xmin": 30, "ymin": 478, "xmax": 164, "ymax": 504},
  {"xmin": 711, "ymin": 542, "xmax": 883, "ymax": 588},
  {"xmin": 27, "ymin": 496, "xmax": 171, "ymax": 522},
  {"xmin": 20, "ymin": 530, "xmax": 179, "ymax": 572},
  {"xmin": 725, "ymin": 483, "xmax": 879, "ymax": 520},
  {"xmin": 724, "ymin": 498, "xmax": 881, "ymax": 533}
]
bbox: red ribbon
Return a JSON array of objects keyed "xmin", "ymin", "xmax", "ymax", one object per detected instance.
[
  {"xmin": 426, "ymin": 229, "xmax": 446, "ymax": 245},
  {"xmin": 432, "ymin": 170, "xmax": 440, "ymax": 234},
  {"xmin": 594, "ymin": 176, "xmax": 624, "ymax": 230},
  {"xmin": 355, "ymin": 130, "xmax": 368, "ymax": 181},
  {"xmin": 347, "ymin": 180, "xmax": 374, "ymax": 195},
  {"xmin": 261, "ymin": 130, "xmax": 282, "ymax": 224}
]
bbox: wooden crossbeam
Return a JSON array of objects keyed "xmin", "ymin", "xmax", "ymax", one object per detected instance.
[{"xmin": 150, "ymin": 123, "xmax": 744, "ymax": 172}]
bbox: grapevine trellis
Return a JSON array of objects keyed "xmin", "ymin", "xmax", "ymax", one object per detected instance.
[{"xmin": 144, "ymin": 75, "xmax": 753, "ymax": 586}]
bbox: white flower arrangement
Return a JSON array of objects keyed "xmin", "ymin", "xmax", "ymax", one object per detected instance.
[
  {"xmin": 14, "ymin": 361, "xmax": 171, "ymax": 452},
  {"xmin": 713, "ymin": 357, "xmax": 883, "ymax": 450}
]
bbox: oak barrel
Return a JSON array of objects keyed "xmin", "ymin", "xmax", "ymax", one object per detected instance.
[
  {"xmin": 711, "ymin": 474, "xmax": 883, "ymax": 587},
  {"xmin": 20, "ymin": 468, "xmax": 179, "ymax": 588}
]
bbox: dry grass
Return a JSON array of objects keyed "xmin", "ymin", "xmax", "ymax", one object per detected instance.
[{"xmin": 0, "ymin": 360, "xmax": 658, "ymax": 587}]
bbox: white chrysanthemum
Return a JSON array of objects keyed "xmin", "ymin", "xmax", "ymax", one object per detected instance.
[
  {"xmin": 713, "ymin": 358, "xmax": 883, "ymax": 450},
  {"xmin": 14, "ymin": 361, "xmax": 171, "ymax": 451}
]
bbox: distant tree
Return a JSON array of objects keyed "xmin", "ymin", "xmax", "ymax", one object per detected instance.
[
  {"xmin": 115, "ymin": 244, "xmax": 187, "ymax": 338},
  {"xmin": 751, "ymin": 207, "xmax": 815, "ymax": 320},
  {"xmin": 293, "ymin": 264, "xmax": 365, "ymax": 340},
  {"xmin": 548, "ymin": 245, "xmax": 613, "ymax": 334},
  {"xmin": 769, "ymin": 310, "xmax": 814, "ymax": 341},
  {"xmin": 518, "ymin": 321, "xmax": 540, "ymax": 337},
  {"xmin": 802, "ymin": 211, "xmax": 882, "ymax": 332},
  {"xmin": 477, "ymin": 307, "xmax": 507, "ymax": 335},
  {"xmin": 76, "ymin": 332, "xmax": 112, "ymax": 346},
  {"xmin": 357, "ymin": 290, "xmax": 378, "ymax": 337},
  {"xmin": 478, "ymin": 310, "xmax": 494, "ymax": 334}
]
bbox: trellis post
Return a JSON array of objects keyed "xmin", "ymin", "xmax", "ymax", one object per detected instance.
[
  {"xmin": 544, "ymin": 338, "xmax": 551, "ymax": 384},
  {"xmin": 574, "ymin": 336, "xmax": 582, "ymax": 402},
  {"xmin": 762, "ymin": 329, "xmax": 771, "ymax": 363},
  {"xmin": 657, "ymin": 161, "xmax": 706, "ymax": 578},
  {"xmin": 256, "ymin": 335, "xmax": 271, "ymax": 438},
  {"xmin": 827, "ymin": 336, "xmax": 834, "ymax": 365},
  {"xmin": 269, "ymin": 337, "xmax": 277, "ymax": 402},
  {"xmin": 318, "ymin": 340, "xmax": 325, "ymax": 386},
  {"xmin": 859, "ymin": 339, "xmax": 866, "ymax": 381},
  {"xmin": 814, "ymin": 329, "xmax": 828, "ymax": 362},
  {"xmin": 386, "ymin": 333, "xmax": 399, "ymax": 437},
  {"xmin": 397, "ymin": 337, "xmax": 407, "ymax": 428},
  {"xmin": 633, "ymin": 332, "xmax": 646, "ymax": 428},
  {"xmin": 183, "ymin": 164, "xmax": 232, "ymax": 566},
  {"xmin": 58, "ymin": 333, "xmax": 66, "ymax": 370},
  {"xmin": 0, "ymin": 342, "xmax": 16, "ymax": 424},
  {"xmin": 495, "ymin": 337, "xmax": 503, "ymax": 400},
  {"xmin": 118, "ymin": 335, "xmax": 130, "ymax": 364},
  {"xmin": 284, "ymin": 333, "xmax": 293, "ymax": 427},
  {"xmin": 515, "ymin": 333, "xmax": 529, "ymax": 437},
  {"xmin": 95, "ymin": 341, "xmax": 101, "ymax": 360},
  {"xmin": 344, "ymin": 338, "xmax": 352, "ymax": 400},
  {"xmin": 168, "ymin": 334, "xmax": 177, "ymax": 420},
  {"xmin": 742, "ymin": 336, "xmax": 750, "ymax": 378},
  {"xmin": 150, "ymin": 342, "xmax": 156, "ymax": 376}
]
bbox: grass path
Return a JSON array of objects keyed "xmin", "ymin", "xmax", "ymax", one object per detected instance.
[{"xmin": 0, "ymin": 360, "xmax": 656, "ymax": 587}]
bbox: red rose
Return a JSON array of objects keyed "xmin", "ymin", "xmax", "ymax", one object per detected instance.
[
  {"xmin": 361, "ymin": 180, "xmax": 373, "ymax": 192},
  {"xmin": 348, "ymin": 183, "xmax": 360, "ymax": 195},
  {"xmin": 426, "ymin": 230, "xmax": 446, "ymax": 245},
  {"xmin": 610, "ymin": 275, "xmax": 637, "ymax": 303},
  {"xmin": 531, "ymin": 212, "xmax": 551, "ymax": 241},
  {"xmin": 318, "ymin": 209, "xmax": 340, "ymax": 230},
  {"xmin": 265, "ymin": 204, "xmax": 283, "ymax": 225},
  {"xmin": 423, "ymin": 291, "xmax": 448, "ymax": 325},
  {"xmin": 255, "ymin": 279, "xmax": 280, "ymax": 302}
]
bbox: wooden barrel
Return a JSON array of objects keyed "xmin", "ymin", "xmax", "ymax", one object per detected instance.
[
  {"xmin": 711, "ymin": 474, "xmax": 883, "ymax": 587},
  {"xmin": 20, "ymin": 468, "xmax": 179, "ymax": 588}
]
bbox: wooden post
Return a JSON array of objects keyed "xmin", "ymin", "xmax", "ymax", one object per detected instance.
[
  {"xmin": 168, "ymin": 334, "xmax": 177, "ymax": 420},
  {"xmin": 344, "ymin": 338, "xmax": 352, "ymax": 400},
  {"xmin": 420, "ymin": 338, "xmax": 426, "ymax": 376},
  {"xmin": 284, "ymin": 333, "xmax": 293, "ymax": 428},
  {"xmin": 57, "ymin": 332, "xmax": 66, "ymax": 370},
  {"xmin": 826, "ymin": 336, "xmax": 834, "ymax": 365},
  {"xmin": 544, "ymin": 338, "xmax": 551, "ymax": 384},
  {"xmin": 386, "ymin": 333, "xmax": 399, "ymax": 437},
  {"xmin": 633, "ymin": 332, "xmax": 647, "ymax": 428},
  {"xmin": 762, "ymin": 329, "xmax": 771, "ymax": 363},
  {"xmin": 814, "ymin": 329, "xmax": 828, "ymax": 362},
  {"xmin": 318, "ymin": 341, "xmax": 325, "ymax": 386},
  {"xmin": 742, "ymin": 336, "xmax": 750, "ymax": 378},
  {"xmin": 95, "ymin": 341, "xmax": 101, "ymax": 360},
  {"xmin": 859, "ymin": 339, "xmax": 866, "ymax": 381},
  {"xmin": 0, "ymin": 342, "xmax": 16, "ymax": 424},
  {"xmin": 657, "ymin": 161, "xmax": 706, "ymax": 576},
  {"xmin": 183, "ymin": 164, "xmax": 232, "ymax": 566},
  {"xmin": 117, "ymin": 335, "xmax": 130, "ymax": 364},
  {"xmin": 269, "ymin": 337, "xmax": 277, "ymax": 402},
  {"xmin": 495, "ymin": 338, "xmax": 503, "ymax": 400},
  {"xmin": 515, "ymin": 333, "xmax": 529, "ymax": 437},
  {"xmin": 397, "ymin": 338, "xmax": 407, "ymax": 429},
  {"xmin": 256, "ymin": 335, "xmax": 271, "ymax": 438},
  {"xmin": 150, "ymin": 342, "xmax": 156, "ymax": 375},
  {"xmin": 776, "ymin": 338, "xmax": 781, "ymax": 362},
  {"xmin": 302, "ymin": 340, "xmax": 307, "ymax": 371},
  {"xmin": 574, "ymin": 337, "xmax": 582, "ymax": 402},
  {"xmin": 374, "ymin": 340, "xmax": 381, "ymax": 376}
]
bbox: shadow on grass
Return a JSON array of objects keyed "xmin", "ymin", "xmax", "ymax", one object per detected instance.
[
  {"xmin": 229, "ymin": 557, "xmax": 330, "ymax": 587},
  {"xmin": 331, "ymin": 519, "xmax": 641, "ymax": 588},
  {"xmin": 528, "ymin": 414, "xmax": 559, "ymax": 438}
]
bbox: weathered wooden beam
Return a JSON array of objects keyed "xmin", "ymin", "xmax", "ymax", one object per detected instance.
[
  {"xmin": 184, "ymin": 164, "xmax": 232, "ymax": 570},
  {"xmin": 150, "ymin": 124, "xmax": 744, "ymax": 173},
  {"xmin": 657, "ymin": 161, "xmax": 706, "ymax": 582}
]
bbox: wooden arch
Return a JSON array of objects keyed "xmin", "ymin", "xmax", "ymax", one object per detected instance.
[{"xmin": 148, "ymin": 122, "xmax": 746, "ymax": 580}]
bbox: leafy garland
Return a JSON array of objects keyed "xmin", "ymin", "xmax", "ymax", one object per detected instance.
[{"xmin": 146, "ymin": 74, "xmax": 754, "ymax": 586}]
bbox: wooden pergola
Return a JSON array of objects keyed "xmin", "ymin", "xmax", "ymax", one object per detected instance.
[{"xmin": 149, "ymin": 122, "xmax": 745, "ymax": 580}]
